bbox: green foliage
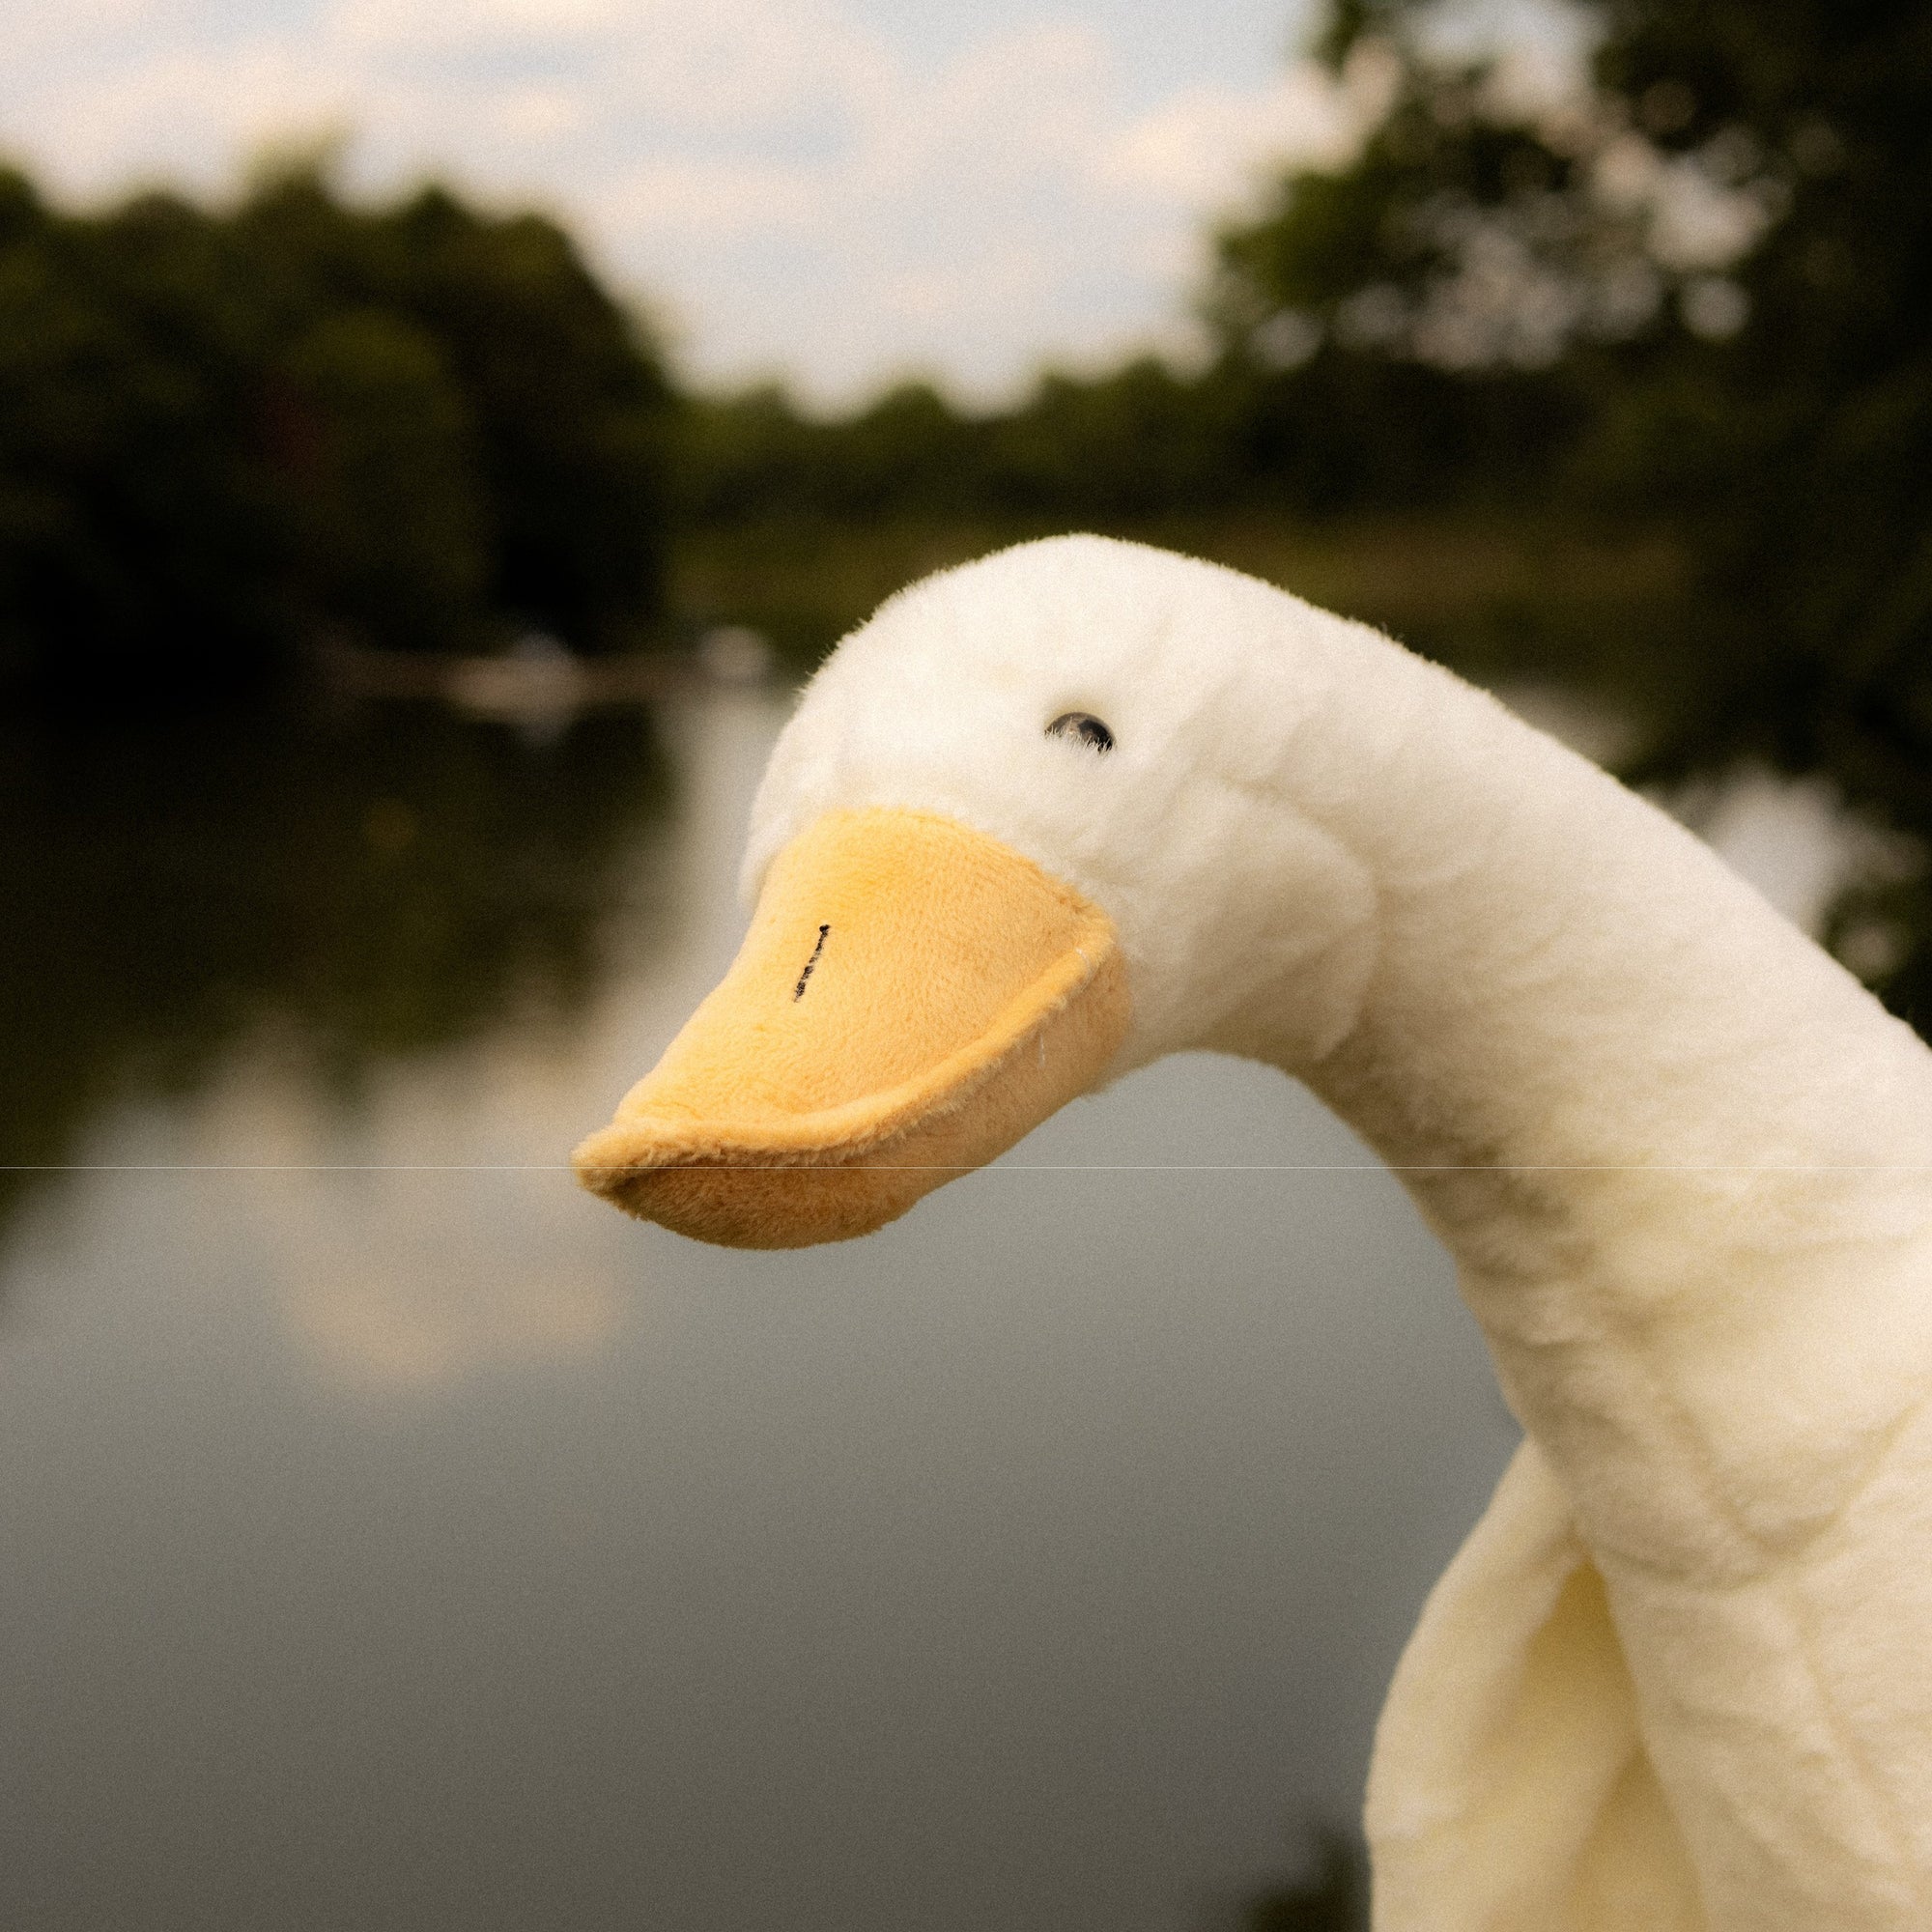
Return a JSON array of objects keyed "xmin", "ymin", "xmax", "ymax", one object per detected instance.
[
  {"xmin": 680, "ymin": 347, "xmax": 1577, "ymax": 531},
  {"xmin": 1211, "ymin": 0, "xmax": 1932, "ymax": 1013},
  {"xmin": 6, "ymin": 0, "xmax": 1929, "ymax": 1003},
  {"xmin": 1222, "ymin": 0, "xmax": 1932, "ymax": 699},
  {"xmin": 277, "ymin": 306, "xmax": 489, "ymax": 648},
  {"xmin": 1586, "ymin": 2, "xmax": 1932, "ymax": 761},
  {"xmin": 0, "ymin": 164, "xmax": 676, "ymax": 699},
  {"xmin": 678, "ymin": 379, "xmax": 994, "ymax": 525},
  {"xmin": 0, "ymin": 177, "xmax": 286, "ymax": 694},
  {"xmin": 987, "ymin": 358, "xmax": 1247, "ymax": 516}
]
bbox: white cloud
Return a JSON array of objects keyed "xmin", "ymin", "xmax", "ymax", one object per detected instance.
[
  {"xmin": 0, "ymin": 0, "xmax": 1350, "ymax": 403},
  {"xmin": 1097, "ymin": 67, "xmax": 1355, "ymax": 204},
  {"xmin": 491, "ymin": 86, "xmax": 587, "ymax": 146},
  {"xmin": 286, "ymin": 1257, "xmax": 622, "ymax": 1391},
  {"xmin": 603, "ymin": 157, "xmax": 820, "ymax": 238}
]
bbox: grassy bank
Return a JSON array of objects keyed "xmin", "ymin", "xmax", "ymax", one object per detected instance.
[{"xmin": 669, "ymin": 513, "xmax": 1688, "ymax": 699}]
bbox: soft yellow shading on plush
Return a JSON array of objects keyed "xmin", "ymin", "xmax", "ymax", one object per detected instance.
[
  {"xmin": 574, "ymin": 807, "xmax": 1130, "ymax": 1246},
  {"xmin": 1367, "ymin": 1438, "xmax": 1703, "ymax": 1931}
]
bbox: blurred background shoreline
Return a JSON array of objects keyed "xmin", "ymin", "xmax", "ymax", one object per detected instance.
[{"xmin": 9, "ymin": 0, "xmax": 1929, "ymax": 1009}]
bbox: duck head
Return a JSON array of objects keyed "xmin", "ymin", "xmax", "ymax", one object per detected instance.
[{"xmin": 574, "ymin": 536, "xmax": 1378, "ymax": 1246}]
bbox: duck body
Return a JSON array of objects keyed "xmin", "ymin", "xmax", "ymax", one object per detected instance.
[{"xmin": 578, "ymin": 536, "xmax": 1932, "ymax": 1929}]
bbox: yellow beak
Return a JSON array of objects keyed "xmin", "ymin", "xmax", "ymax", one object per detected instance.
[{"xmin": 573, "ymin": 807, "xmax": 1130, "ymax": 1247}]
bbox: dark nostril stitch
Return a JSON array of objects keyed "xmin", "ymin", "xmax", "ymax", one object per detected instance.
[{"xmin": 793, "ymin": 924, "xmax": 830, "ymax": 1000}]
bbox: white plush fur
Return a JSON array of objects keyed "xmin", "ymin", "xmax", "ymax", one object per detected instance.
[{"xmin": 747, "ymin": 534, "xmax": 1932, "ymax": 1929}]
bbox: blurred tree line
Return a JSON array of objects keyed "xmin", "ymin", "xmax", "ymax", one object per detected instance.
[
  {"xmin": 686, "ymin": 0, "xmax": 1932, "ymax": 1013},
  {"xmin": 691, "ymin": 0, "xmax": 1927, "ymax": 685},
  {"xmin": 1222, "ymin": 0, "xmax": 1932, "ymax": 1007},
  {"xmin": 0, "ymin": 161, "xmax": 675, "ymax": 700},
  {"xmin": 2, "ymin": 3, "xmax": 1929, "ymax": 989},
  {"xmin": 678, "ymin": 340, "xmax": 1577, "ymax": 531}
]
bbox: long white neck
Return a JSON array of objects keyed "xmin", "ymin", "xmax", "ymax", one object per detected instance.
[{"xmin": 1280, "ymin": 636, "xmax": 1932, "ymax": 1581}]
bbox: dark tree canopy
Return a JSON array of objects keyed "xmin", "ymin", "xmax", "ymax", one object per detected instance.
[
  {"xmin": 0, "ymin": 165, "xmax": 676, "ymax": 699},
  {"xmin": 5, "ymin": 3, "xmax": 1930, "ymax": 1002},
  {"xmin": 1221, "ymin": 0, "xmax": 1932, "ymax": 707},
  {"xmin": 1211, "ymin": 0, "xmax": 1932, "ymax": 1010}
]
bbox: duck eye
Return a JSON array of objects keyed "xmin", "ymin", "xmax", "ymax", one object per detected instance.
[{"xmin": 1046, "ymin": 712, "xmax": 1115, "ymax": 754}]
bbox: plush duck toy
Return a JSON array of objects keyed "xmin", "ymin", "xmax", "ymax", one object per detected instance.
[{"xmin": 575, "ymin": 536, "xmax": 1932, "ymax": 1931}]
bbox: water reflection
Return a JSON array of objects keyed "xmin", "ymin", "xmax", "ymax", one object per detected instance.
[
  {"xmin": 0, "ymin": 699, "xmax": 672, "ymax": 1243},
  {"xmin": 0, "ymin": 690, "xmax": 1515, "ymax": 1931}
]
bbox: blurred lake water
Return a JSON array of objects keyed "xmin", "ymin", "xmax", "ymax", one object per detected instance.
[{"xmin": 0, "ymin": 688, "xmax": 1519, "ymax": 1932}]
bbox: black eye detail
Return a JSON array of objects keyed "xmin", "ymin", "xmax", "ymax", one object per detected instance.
[{"xmin": 1046, "ymin": 712, "xmax": 1115, "ymax": 754}]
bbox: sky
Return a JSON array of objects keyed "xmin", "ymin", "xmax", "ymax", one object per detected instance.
[{"xmin": 2, "ymin": 0, "xmax": 1374, "ymax": 405}]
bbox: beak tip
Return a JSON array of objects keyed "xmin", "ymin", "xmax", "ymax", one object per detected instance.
[
  {"xmin": 572, "ymin": 807, "xmax": 1133, "ymax": 1248},
  {"xmin": 571, "ymin": 1122, "xmax": 916, "ymax": 1249}
]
